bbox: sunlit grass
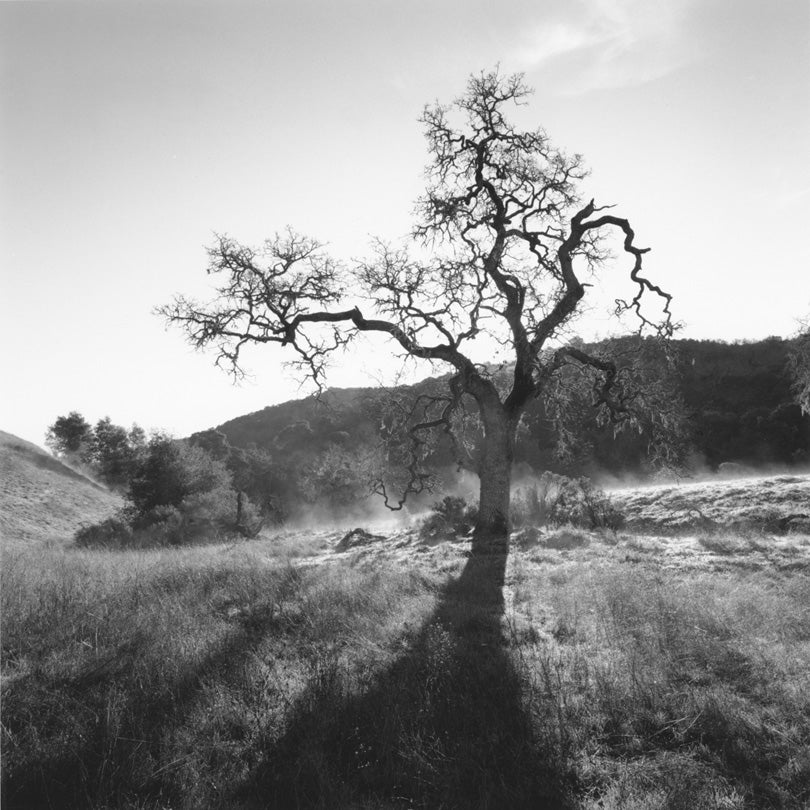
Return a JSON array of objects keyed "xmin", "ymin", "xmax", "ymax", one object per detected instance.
[
  {"xmin": 611, "ymin": 473, "xmax": 810, "ymax": 533},
  {"xmin": 508, "ymin": 560, "xmax": 810, "ymax": 808},
  {"xmin": 1, "ymin": 539, "xmax": 443, "ymax": 809},
  {"xmin": 3, "ymin": 474, "xmax": 810, "ymax": 808}
]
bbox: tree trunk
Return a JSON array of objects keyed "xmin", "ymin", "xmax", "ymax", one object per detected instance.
[{"xmin": 472, "ymin": 403, "xmax": 515, "ymax": 556}]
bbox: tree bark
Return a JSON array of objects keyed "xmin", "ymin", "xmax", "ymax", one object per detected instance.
[{"xmin": 472, "ymin": 403, "xmax": 516, "ymax": 556}]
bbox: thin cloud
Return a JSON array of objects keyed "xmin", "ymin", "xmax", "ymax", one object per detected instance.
[
  {"xmin": 514, "ymin": 21, "xmax": 608, "ymax": 65},
  {"xmin": 515, "ymin": 0, "xmax": 700, "ymax": 93}
]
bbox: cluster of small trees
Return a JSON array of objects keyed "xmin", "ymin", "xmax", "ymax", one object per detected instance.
[
  {"xmin": 50, "ymin": 408, "xmax": 384, "ymax": 547},
  {"xmin": 48, "ymin": 413, "xmax": 265, "ymax": 547},
  {"xmin": 46, "ymin": 412, "xmax": 146, "ymax": 488}
]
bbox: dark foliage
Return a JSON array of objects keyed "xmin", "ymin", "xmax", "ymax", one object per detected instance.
[
  {"xmin": 45, "ymin": 411, "xmax": 92, "ymax": 455},
  {"xmin": 419, "ymin": 495, "xmax": 479, "ymax": 542},
  {"xmin": 46, "ymin": 412, "xmax": 146, "ymax": 489},
  {"xmin": 209, "ymin": 337, "xmax": 809, "ymax": 513},
  {"xmin": 128, "ymin": 434, "xmax": 228, "ymax": 516},
  {"xmin": 74, "ymin": 433, "xmax": 261, "ymax": 548}
]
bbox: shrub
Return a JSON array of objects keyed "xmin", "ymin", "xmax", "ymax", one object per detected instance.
[
  {"xmin": 513, "ymin": 473, "xmax": 625, "ymax": 531},
  {"xmin": 129, "ymin": 504, "xmax": 188, "ymax": 546},
  {"xmin": 419, "ymin": 495, "xmax": 478, "ymax": 542},
  {"xmin": 74, "ymin": 517, "xmax": 133, "ymax": 548},
  {"xmin": 581, "ymin": 483, "xmax": 626, "ymax": 531},
  {"xmin": 542, "ymin": 526, "xmax": 591, "ymax": 550}
]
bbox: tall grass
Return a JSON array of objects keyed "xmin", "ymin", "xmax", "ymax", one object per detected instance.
[
  {"xmin": 1, "ymin": 541, "xmax": 442, "ymax": 809},
  {"xmin": 3, "ymin": 532, "xmax": 809, "ymax": 808},
  {"xmin": 510, "ymin": 561, "xmax": 810, "ymax": 808}
]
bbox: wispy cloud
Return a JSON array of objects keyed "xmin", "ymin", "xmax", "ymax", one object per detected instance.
[
  {"xmin": 514, "ymin": 21, "xmax": 606, "ymax": 65},
  {"xmin": 515, "ymin": 0, "xmax": 700, "ymax": 93}
]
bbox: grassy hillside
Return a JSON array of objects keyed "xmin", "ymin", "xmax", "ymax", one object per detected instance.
[
  {"xmin": 611, "ymin": 473, "xmax": 810, "ymax": 532},
  {"xmin": 0, "ymin": 430, "xmax": 123, "ymax": 549},
  {"xmin": 2, "ymin": 473, "xmax": 809, "ymax": 808}
]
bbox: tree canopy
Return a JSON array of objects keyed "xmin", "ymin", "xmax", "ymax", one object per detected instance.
[{"xmin": 46, "ymin": 411, "xmax": 92, "ymax": 456}]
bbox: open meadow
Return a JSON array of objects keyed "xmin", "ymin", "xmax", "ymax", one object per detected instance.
[{"xmin": 2, "ymin": 463, "xmax": 810, "ymax": 809}]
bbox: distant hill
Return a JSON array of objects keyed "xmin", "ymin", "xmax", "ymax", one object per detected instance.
[
  {"xmin": 675, "ymin": 337, "xmax": 808, "ymax": 467},
  {"xmin": 0, "ymin": 431, "xmax": 123, "ymax": 549},
  {"xmin": 216, "ymin": 386, "xmax": 391, "ymax": 453},
  {"xmin": 211, "ymin": 337, "xmax": 809, "ymax": 477}
]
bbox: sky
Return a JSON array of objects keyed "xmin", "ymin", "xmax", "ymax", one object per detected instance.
[{"xmin": 2, "ymin": 0, "xmax": 809, "ymax": 447}]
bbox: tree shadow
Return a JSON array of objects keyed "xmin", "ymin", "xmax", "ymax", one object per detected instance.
[
  {"xmin": 2, "ymin": 593, "xmax": 292, "ymax": 810},
  {"xmin": 239, "ymin": 551, "xmax": 575, "ymax": 809}
]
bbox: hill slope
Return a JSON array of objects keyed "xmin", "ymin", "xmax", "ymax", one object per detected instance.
[
  {"xmin": 0, "ymin": 431, "xmax": 123, "ymax": 548},
  {"xmin": 610, "ymin": 472, "xmax": 810, "ymax": 532},
  {"xmin": 212, "ymin": 337, "xmax": 809, "ymax": 474}
]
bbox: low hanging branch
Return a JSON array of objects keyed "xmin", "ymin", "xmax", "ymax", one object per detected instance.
[{"xmin": 160, "ymin": 68, "xmax": 680, "ymax": 544}]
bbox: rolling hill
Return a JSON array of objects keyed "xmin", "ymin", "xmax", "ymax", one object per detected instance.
[
  {"xmin": 0, "ymin": 430, "xmax": 123, "ymax": 548},
  {"xmin": 211, "ymin": 336, "xmax": 809, "ymax": 475}
]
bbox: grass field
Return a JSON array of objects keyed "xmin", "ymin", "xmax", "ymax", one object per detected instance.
[{"xmin": 2, "ymin": 458, "xmax": 809, "ymax": 808}]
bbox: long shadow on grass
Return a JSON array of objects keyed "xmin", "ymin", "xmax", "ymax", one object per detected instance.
[
  {"xmin": 238, "ymin": 552, "xmax": 574, "ymax": 810},
  {"xmin": 1, "ymin": 569, "xmax": 303, "ymax": 810}
]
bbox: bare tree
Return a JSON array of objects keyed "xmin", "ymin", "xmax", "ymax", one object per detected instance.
[{"xmin": 160, "ymin": 69, "xmax": 675, "ymax": 554}]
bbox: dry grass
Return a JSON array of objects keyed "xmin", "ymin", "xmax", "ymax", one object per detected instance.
[
  {"xmin": 610, "ymin": 473, "xmax": 810, "ymax": 534},
  {"xmin": 2, "ymin": 470, "xmax": 810, "ymax": 808},
  {"xmin": 1, "ymin": 539, "xmax": 443, "ymax": 809},
  {"xmin": 507, "ymin": 558, "xmax": 810, "ymax": 808},
  {"xmin": 0, "ymin": 431, "xmax": 122, "ymax": 549}
]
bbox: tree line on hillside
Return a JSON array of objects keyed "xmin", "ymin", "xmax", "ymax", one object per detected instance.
[
  {"xmin": 213, "ymin": 336, "xmax": 810, "ymax": 478},
  {"xmin": 46, "ymin": 411, "xmax": 377, "ymax": 547},
  {"xmin": 46, "ymin": 413, "xmax": 146, "ymax": 488},
  {"xmin": 46, "ymin": 413, "xmax": 267, "ymax": 547},
  {"xmin": 46, "ymin": 330, "xmax": 809, "ymax": 549}
]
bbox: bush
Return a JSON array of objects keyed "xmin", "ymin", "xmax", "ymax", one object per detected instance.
[
  {"xmin": 419, "ymin": 495, "xmax": 478, "ymax": 543},
  {"xmin": 75, "ymin": 517, "xmax": 133, "ymax": 549},
  {"xmin": 513, "ymin": 473, "xmax": 624, "ymax": 531},
  {"xmin": 543, "ymin": 526, "xmax": 591, "ymax": 550}
]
